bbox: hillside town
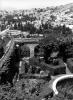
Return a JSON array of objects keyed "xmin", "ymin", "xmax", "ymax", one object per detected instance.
[
  {"xmin": 1, "ymin": 3, "xmax": 73, "ymax": 31},
  {"xmin": 1, "ymin": 2, "xmax": 73, "ymax": 100}
]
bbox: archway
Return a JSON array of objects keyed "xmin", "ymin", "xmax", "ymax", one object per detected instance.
[{"xmin": 20, "ymin": 45, "xmax": 30, "ymax": 57}]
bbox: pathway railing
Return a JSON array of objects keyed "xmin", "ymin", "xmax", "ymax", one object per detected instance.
[{"xmin": 0, "ymin": 39, "xmax": 15, "ymax": 72}]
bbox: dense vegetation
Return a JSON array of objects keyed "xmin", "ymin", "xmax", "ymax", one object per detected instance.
[
  {"xmin": 0, "ymin": 19, "xmax": 73, "ymax": 100},
  {"xmin": 38, "ymin": 24, "xmax": 73, "ymax": 63}
]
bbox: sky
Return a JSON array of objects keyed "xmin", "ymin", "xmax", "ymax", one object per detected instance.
[{"xmin": 0, "ymin": 0, "xmax": 73, "ymax": 10}]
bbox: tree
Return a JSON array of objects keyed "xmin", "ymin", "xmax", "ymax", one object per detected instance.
[
  {"xmin": 18, "ymin": 22, "xmax": 21, "ymax": 30},
  {"xmin": 50, "ymin": 15, "xmax": 56, "ymax": 22},
  {"xmin": 39, "ymin": 29, "xmax": 73, "ymax": 63},
  {"xmin": 62, "ymin": 25, "xmax": 72, "ymax": 36},
  {"xmin": 0, "ymin": 46, "xmax": 4, "ymax": 58},
  {"xmin": 39, "ymin": 33, "xmax": 59, "ymax": 63},
  {"xmin": 5, "ymin": 15, "xmax": 13, "ymax": 22},
  {"xmin": 23, "ymin": 23, "xmax": 36, "ymax": 34},
  {"xmin": 14, "ymin": 23, "xmax": 17, "ymax": 30},
  {"xmin": 0, "ymin": 37, "xmax": 4, "ymax": 58},
  {"xmin": 34, "ymin": 45, "xmax": 40, "ymax": 56},
  {"xmin": 42, "ymin": 23, "xmax": 48, "ymax": 30}
]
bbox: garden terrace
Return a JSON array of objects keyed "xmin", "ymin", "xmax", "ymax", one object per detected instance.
[{"xmin": 40, "ymin": 59, "xmax": 66, "ymax": 76}]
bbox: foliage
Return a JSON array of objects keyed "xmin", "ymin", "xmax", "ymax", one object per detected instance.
[
  {"xmin": 13, "ymin": 22, "xmax": 36, "ymax": 34},
  {"xmin": 5, "ymin": 15, "xmax": 14, "ymax": 22},
  {"xmin": 22, "ymin": 15, "xmax": 36, "ymax": 21},
  {"xmin": 0, "ymin": 37, "xmax": 4, "ymax": 58},
  {"xmin": 39, "ymin": 31, "xmax": 73, "ymax": 63},
  {"xmin": 37, "ymin": 23, "xmax": 72, "ymax": 37},
  {"xmin": 0, "ymin": 78, "xmax": 51, "ymax": 100},
  {"xmin": 0, "ymin": 46, "xmax": 4, "ymax": 58},
  {"xmin": 39, "ymin": 33, "xmax": 59, "ymax": 63},
  {"xmin": 1, "ymin": 24, "xmax": 6, "ymax": 31},
  {"xmin": 50, "ymin": 15, "xmax": 57, "ymax": 21}
]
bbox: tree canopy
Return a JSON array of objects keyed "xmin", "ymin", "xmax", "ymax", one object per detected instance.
[{"xmin": 39, "ymin": 31, "xmax": 73, "ymax": 63}]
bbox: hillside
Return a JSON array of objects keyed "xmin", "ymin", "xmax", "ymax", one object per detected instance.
[
  {"xmin": 0, "ymin": 3, "xmax": 73, "ymax": 28},
  {"xmin": 32, "ymin": 3, "xmax": 73, "ymax": 26}
]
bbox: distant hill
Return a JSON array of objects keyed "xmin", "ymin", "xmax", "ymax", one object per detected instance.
[
  {"xmin": 1, "ymin": 3, "xmax": 73, "ymax": 27},
  {"xmin": 30, "ymin": 3, "xmax": 73, "ymax": 26}
]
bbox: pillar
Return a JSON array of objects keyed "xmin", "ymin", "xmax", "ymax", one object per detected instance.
[
  {"xmin": 27, "ymin": 44, "xmax": 38, "ymax": 58},
  {"xmin": 30, "ymin": 46, "xmax": 34, "ymax": 57}
]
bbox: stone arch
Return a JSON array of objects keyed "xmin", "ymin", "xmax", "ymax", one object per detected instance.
[
  {"xmin": 20, "ymin": 44, "xmax": 30, "ymax": 57},
  {"xmin": 26, "ymin": 43, "xmax": 39, "ymax": 57}
]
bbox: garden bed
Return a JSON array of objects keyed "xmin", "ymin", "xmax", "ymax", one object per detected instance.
[{"xmin": 0, "ymin": 78, "xmax": 53, "ymax": 100}]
